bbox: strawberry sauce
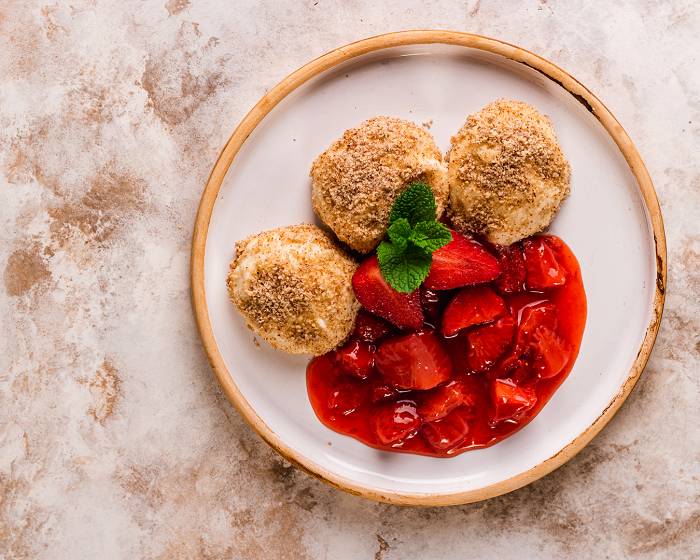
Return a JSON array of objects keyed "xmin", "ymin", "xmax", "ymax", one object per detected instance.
[{"xmin": 306, "ymin": 234, "xmax": 586, "ymax": 457}]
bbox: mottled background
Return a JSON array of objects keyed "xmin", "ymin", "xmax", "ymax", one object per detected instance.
[{"xmin": 1, "ymin": 1, "xmax": 698, "ymax": 558}]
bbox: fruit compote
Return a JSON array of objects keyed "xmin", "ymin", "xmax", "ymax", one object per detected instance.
[{"xmin": 307, "ymin": 231, "xmax": 586, "ymax": 457}]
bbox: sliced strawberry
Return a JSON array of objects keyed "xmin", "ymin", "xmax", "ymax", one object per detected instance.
[
  {"xmin": 416, "ymin": 379, "xmax": 475, "ymax": 422},
  {"xmin": 326, "ymin": 379, "xmax": 366, "ymax": 416},
  {"xmin": 495, "ymin": 244, "xmax": 527, "ymax": 293},
  {"xmin": 530, "ymin": 326, "xmax": 571, "ymax": 379},
  {"xmin": 352, "ymin": 255, "xmax": 424, "ymax": 330},
  {"xmin": 441, "ymin": 286, "xmax": 506, "ymax": 337},
  {"xmin": 334, "ymin": 339, "xmax": 375, "ymax": 379},
  {"xmin": 352, "ymin": 310, "xmax": 393, "ymax": 343},
  {"xmin": 466, "ymin": 315, "xmax": 515, "ymax": 372},
  {"xmin": 522, "ymin": 237, "xmax": 567, "ymax": 290},
  {"xmin": 424, "ymin": 230, "xmax": 501, "ymax": 290},
  {"xmin": 490, "ymin": 379, "xmax": 537, "ymax": 423},
  {"xmin": 421, "ymin": 407, "xmax": 472, "ymax": 451},
  {"xmin": 375, "ymin": 331, "xmax": 452, "ymax": 390},
  {"xmin": 372, "ymin": 400, "xmax": 421, "ymax": 445}
]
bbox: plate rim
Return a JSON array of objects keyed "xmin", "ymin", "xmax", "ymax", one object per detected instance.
[{"xmin": 190, "ymin": 30, "xmax": 667, "ymax": 506}]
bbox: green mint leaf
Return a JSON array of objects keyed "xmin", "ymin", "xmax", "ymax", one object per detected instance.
[
  {"xmin": 377, "ymin": 241, "xmax": 432, "ymax": 293},
  {"xmin": 377, "ymin": 182, "xmax": 447, "ymax": 291},
  {"xmin": 409, "ymin": 221, "xmax": 453, "ymax": 253},
  {"xmin": 386, "ymin": 218, "xmax": 411, "ymax": 249},
  {"xmin": 389, "ymin": 182, "xmax": 437, "ymax": 226}
]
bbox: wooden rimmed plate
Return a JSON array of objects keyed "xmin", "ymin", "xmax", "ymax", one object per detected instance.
[{"xmin": 191, "ymin": 31, "xmax": 666, "ymax": 506}]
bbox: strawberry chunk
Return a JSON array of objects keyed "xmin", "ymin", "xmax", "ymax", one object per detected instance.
[
  {"xmin": 416, "ymin": 379, "xmax": 475, "ymax": 422},
  {"xmin": 518, "ymin": 302, "xmax": 557, "ymax": 332},
  {"xmin": 352, "ymin": 310, "xmax": 393, "ymax": 343},
  {"xmin": 522, "ymin": 237, "xmax": 567, "ymax": 290},
  {"xmin": 373, "ymin": 400, "xmax": 421, "ymax": 445},
  {"xmin": 370, "ymin": 382, "xmax": 401, "ymax": 403},
  {"xmin": 424, "ymin": 230, "xmax": 501, "ymax": 290},
  {"xmin": 441, "ymin": 286, "xmax": 506, "ymax": 337},
  {"xmin": 421, "ymin": 407, "xmax": 472, "ymax": 451},
  {"xmin": 420, "ymin": 287, "xmax": 449, "ymax": 325},
  {"xmin": 515, "ymin": 302, "xmax": 558, "ymax": 353},
  {"xmin": 492, "ymin": 355, "xmax": 532, "ymax": 386},
  {"xmin": 334, "ymin": 339, "xmax": 375, "ymax": 379},
  {"xmin": 352, "ymin": 255, "xmax": 424, "ymax": 330},
  {"xmin": 466, "ymin": 315, "xmax": 515, "ymax": 372},
  {"xmin": 326, "ymin": 379, "xmax": 366, "ymax": 416},
  {"xmin": 490, "ymin": 379, "xmax": 537, "ymax": 423},
  {"xmin": 512, "ymin": 302, "xmax": 570, "ymax": 379},
  {"xmin": 530, "ymin": 325, "xmax": 571, "ymax": 379},
  {"xmin": 495, "ymin": 244, "xmax": 526, "ymax": 293},
  {"xmin": 376, "ymin": 331, "xmax": 452, "ymax": 390}
]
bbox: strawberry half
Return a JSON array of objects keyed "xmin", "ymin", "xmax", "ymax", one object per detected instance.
[
  {"xmin": 375, "ymin": 331, "xmax": 452, "ymax": 390},
  {"xmin": 423, "ymin": 230, "xmax": 501, "ymax": 290},
  {"xmin": 466, "ymin": 315, "xmax": 515, "ymax": 372},
  {"xmin": 352, "ymin": 310, "xmax": 394, "ymax": 343},
  {"xmin": 495, "ymin": 244, "xmax": 527, "ymax": 294},
  {"xmin": 372, "ymin": 400, "xmax": 421, "ymax": 445},
  {"xmin": 522, "ymin": 237, "xmax": 567, "ymax": 290},
  {"xmin": 352, "ymin": 255, "xmax": 424, "ymax": 330},
  {"xmin": 416, "ymin": 379, "xmax": 475, "ymax": 422},
  {"xmin": 441, "ymin": 286, "xmax": 506, "ymax": 337},
  {"xmin": 421, "ymin": 406, "xmax": 472, "ymax": 451},
  {"xmin": 490, "ymin": 379, "xmax": 537, "ymax": 424},
  {"xmin": 334, "ymin": 339, "xmax": 375, "ymax": 379}
]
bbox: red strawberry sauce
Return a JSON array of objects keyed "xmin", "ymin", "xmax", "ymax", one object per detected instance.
[{"xmin": 306, "ymin": 234, "xmax": 586, "ymax": 457}]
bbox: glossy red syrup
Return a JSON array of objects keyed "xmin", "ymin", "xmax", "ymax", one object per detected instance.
[{"xmin": 306, "ymin": 235, "xmax": 587, "ymax": 457}]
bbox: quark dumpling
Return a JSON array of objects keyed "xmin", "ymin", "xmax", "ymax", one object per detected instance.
[
  {"xmin": 448, "ymin": 100, "xmax": 570, "ymax": 245},
  {"xmin": 227, "ymin": 224, "xmax": 359, "ymax": 355},
  {"xmin": 311, "ymin": 116, "xmax": 448, "ymax": 253}
]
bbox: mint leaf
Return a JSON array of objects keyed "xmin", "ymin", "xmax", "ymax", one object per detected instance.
[
  {"xmin": 409, "ymin": 221, "xmax": 452, "ymax": 253},
  {"xmin": 389, "ymin": 182, "xmax": 437, "ymax": 226},
  {"xmin": 376, "ymin": 181, "xmax": 449, "ymax": 292},
  {"xmin": 377, "ymin": 241, "xmax": 431, "ymax": 293},
  {"xmin": 386, "ymin": 218, "xmax": 411, "ymax": 250}
]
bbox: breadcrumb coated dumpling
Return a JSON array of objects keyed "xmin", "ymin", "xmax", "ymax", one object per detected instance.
[
  {"xmin": 227, "ymin": 224, "xmax": 359, "ymax": 355},
  {"xmin": 311, "ymin": 116, "xmax": 448, "ymax": 253},
  {"xmin": 448, "ymin": 100, "xmax": 570, "ymax": 245}
]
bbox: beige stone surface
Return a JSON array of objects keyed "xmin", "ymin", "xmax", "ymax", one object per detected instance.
[{"xmin": 1, "ymin": 1, "xmax": 698, "ymax": 558}]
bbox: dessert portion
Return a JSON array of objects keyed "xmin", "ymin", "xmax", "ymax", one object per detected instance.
[
  {"xmin": 227, "ymin": 224, "xmax": 359, "ymax": 355},
  {"xmin": 226, "ymin": 102, "xmax": 586, "ymax": 458},
  {"xmin": 448, "ymin": 100, "xmax": 570, "ymax": 245},
  {"xmin": 307, "ymin": 234, "xmax": 586, "ymax": 457},
  {"xmin": 311, "ymin": 116, "xmax": 448, "ymax": 253}
]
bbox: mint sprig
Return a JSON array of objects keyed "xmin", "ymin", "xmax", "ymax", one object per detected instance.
[{"xmin": 377, "ymin": 182, "xmax": 452, "ymax": 293}]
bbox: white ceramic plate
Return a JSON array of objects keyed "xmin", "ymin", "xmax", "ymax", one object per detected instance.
[{"xmin": 192, "ymin": 32, "xmax": 665, "ymax": 505}]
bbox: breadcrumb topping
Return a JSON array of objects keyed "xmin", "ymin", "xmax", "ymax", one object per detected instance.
[
  {"xmin": 448, "ymin": 99, "xmax": 570, "ymax": 245},
  {"xmin": 311, "ymin": 116, "xmax": 448, "ymax": 253},
  {"xmin": 227, "ymin": 224, "xmax": 359, "ymax": 355}
]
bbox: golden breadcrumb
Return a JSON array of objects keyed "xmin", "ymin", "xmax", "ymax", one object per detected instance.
[
  {"xmin": 227, "ymin": 224, "xmax": 359, "ymax": 355},
  {"xmin": 448, "ymin": 99, "xmax": 570, "ymax": 245},
  {"xmin": 311, "ymin": 116, "xmax": 448, "ymax": 253}
]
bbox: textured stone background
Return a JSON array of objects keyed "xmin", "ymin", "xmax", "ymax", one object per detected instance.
[{"xmin": 1, "ymin": 1, "xmax": 698, "ymax": 558}]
